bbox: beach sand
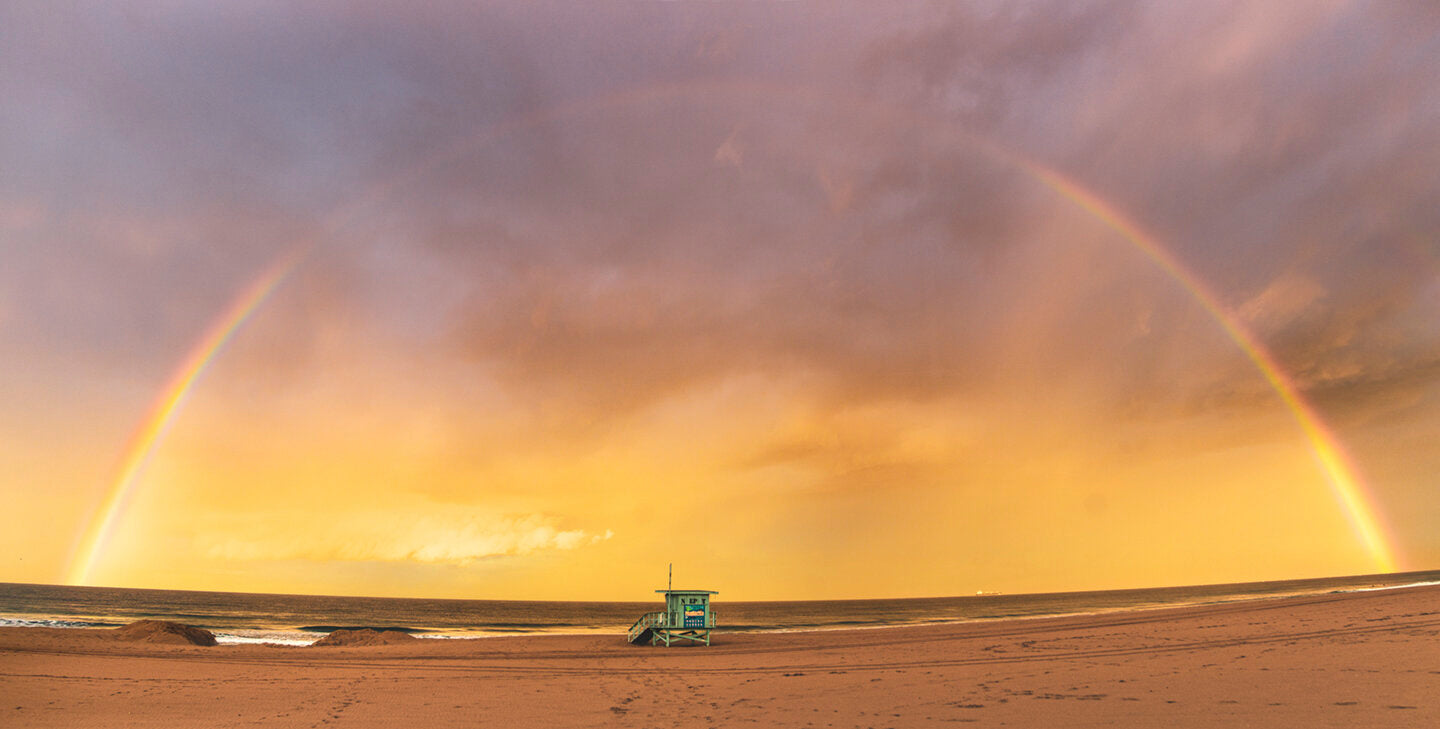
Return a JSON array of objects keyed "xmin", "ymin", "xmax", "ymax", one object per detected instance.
[{"xmin": 2, "ymin": 585, "xmax": 1436, "ymax": 727}]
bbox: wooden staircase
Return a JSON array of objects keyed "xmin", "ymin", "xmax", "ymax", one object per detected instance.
[{"xmin": 627, "ymin": 611, "xmax": 664, "ymax": 644}]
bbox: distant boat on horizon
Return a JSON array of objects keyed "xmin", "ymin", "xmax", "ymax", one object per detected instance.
[{"xmin": 975, "ymin": 591, "xmax": 1002, "ymax": 596}]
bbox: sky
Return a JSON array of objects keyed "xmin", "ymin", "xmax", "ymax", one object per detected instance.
[{"xmin": 2, "ymin": 0, "xmax": 1437, "ymax": 601}]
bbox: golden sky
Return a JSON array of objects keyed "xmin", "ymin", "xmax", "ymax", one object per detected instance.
[{"xmin": 2, "ymin": 1, "xmax": 1438, "ymax": 600}]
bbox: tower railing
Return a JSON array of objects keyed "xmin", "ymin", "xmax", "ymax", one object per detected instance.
[
  {"xmin": 627, "ymin": 609, "xmax": 718, "ymax": 643},
  {"xmin": 627, "ymin": 611, "xmax": 665, "ymax": 643}
]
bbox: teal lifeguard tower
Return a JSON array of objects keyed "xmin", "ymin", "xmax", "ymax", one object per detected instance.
[{"xmin": 627, "ymin": 568, "xmax": 717, "ymax": 646}]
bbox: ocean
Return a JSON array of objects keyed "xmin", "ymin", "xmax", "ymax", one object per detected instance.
[{"xmin": 3, "ymin": 570, "xmax": 1437, "ymax": 646}]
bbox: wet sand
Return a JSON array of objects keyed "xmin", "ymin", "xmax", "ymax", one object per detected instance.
[{"xmin": 2, "ymin": 584, "xmax": 1437, "ymax": 727}]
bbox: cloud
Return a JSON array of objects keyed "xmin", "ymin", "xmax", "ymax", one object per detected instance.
[
  {"xmin": 199, "ymin": 510, "xmax": 611, "ymax": 566},
  {"xmin": 1238, "ymin": 273, "xmax": 1327, "ymax": 333},
  {"xmin": 7, "ymin": 0, "xmax": 1440, "ymax": 594},
  {"xmin": 13, "ymin": 0, "xmax": 1431, "ymax": 431}
]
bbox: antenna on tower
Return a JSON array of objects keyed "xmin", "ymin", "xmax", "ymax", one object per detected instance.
[{"xmin": 668, "ymin": 562, "xmax": 673, "ymax": 591}]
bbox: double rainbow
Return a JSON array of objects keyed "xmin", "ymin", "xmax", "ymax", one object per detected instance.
[{"xmin": 64, "ymin": 83, "xmax": 1399, "ymax": 585}]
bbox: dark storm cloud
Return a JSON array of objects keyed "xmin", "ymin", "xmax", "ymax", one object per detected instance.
[
  {"xmin": 6, "ymin": 0, "xmax": 1440, "ymax": 593},
  {"xmin": 853, "ymin": 1, "xmax": 1440, "ymax": 419},
  {"xmin": 1128, "ymin": 3, "xmax": 1440, "ymax": 419},
  {"xmin": 310, "ymin": 0, "xmax": 1435, "ymax": 428},
  {"xmin": 0, "ymin": 0, "xmax": 616, "ymax": 373},
  {"xmin": 403, "ymin": 92, "xmax": 1046, "ymax": 416},
  {"xmin": 856, "ymin": 0, "xmax": 1136, "ymax": 134},
  {"xmin": 4, "ymin": 0, "xmax": 1436, "ymax": 430}
]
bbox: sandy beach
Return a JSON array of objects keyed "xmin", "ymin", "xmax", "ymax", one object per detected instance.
[{"xmin": 2, "ymin": 585, "xmax": 1436, "ymax": 728}]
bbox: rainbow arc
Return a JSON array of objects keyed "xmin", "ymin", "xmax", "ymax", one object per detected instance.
[
  {"xmin": 65, "ymin": 247, "xmax": 309, "ymax": 586},
  {"xmin": 1022, "ymin": 165, "xmax": 1395, "ymax": 573},
  {"xmin": 65, "ymin": 82, "xmax": 1398, "ymax": 586}
]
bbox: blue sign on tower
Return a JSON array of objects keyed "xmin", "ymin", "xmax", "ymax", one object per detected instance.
[{"xmin": 683, "ymin": 603, "xmax": 705, "ymax": 628}]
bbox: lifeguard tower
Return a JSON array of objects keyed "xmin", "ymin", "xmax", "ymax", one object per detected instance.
[{"xmin": 627, "ymin": 569, "xmax": 717, "ymax": 646}]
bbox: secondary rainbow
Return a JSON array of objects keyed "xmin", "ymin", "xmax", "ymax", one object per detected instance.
[
  {"xmin": 1023, "ymin": 163, "xmax": 1398, "ymax": 574},
  {"xmin": 65, "ymin": 246, "xmax": 310, "ymax": 586}
]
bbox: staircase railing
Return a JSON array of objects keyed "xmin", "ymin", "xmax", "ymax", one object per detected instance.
[{"xmin": 627, "ymin": 611, "xmax": 665, "ymax": 643}]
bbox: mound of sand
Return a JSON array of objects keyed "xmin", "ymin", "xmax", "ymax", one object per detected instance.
[
  {"xmin": 113, "ymin": 620, "xmax": 218, "ymax": 646},
  {"xmin": 310, "ymin": 628, "xmax": 418, "ymax": 647}
]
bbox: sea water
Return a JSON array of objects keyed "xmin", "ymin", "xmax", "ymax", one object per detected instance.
[{"xmin": 2, "ymin": 570, "xmax": 1436, "ymax": 646}]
